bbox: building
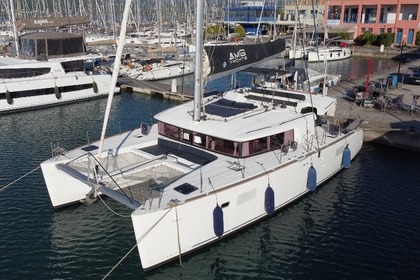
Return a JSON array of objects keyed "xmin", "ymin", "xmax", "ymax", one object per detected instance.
[
  {"xmin": 325, "ymin": 0, "xmax": 420, "ymax": 45},
  {"xmin": 224, "ymin": 0, "xmax": 420, "ymax": 46},
  {"xmin": 223, "ymin": 0, "xmax": 278, "ymax": 36}
]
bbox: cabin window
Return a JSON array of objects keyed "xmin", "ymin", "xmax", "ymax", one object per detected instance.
[
  {"xmin": 192, "ymin": 132, "xmax": 206, "ymax": 148},
  {"xmin": 0, "ymin": 67, "xmax": 51, "ymax": 79},
  {"xmin": 241, "ymin": 130, "xmax": 294, "ymax": 157},
  {"xmin": 249, "ymin": 136, "xmax": 268, "ymax": 155},
  {"xmin": 207, "ymin": 136, "xmax": 239, "ymax": 156},
  {"xmin": 180, "ymin": 129, "xmax": 192, "ymax": 143},
  {"xmin": 270, "ymin": 133, "xmax": 284, "ymax": 150},
  {"xmin": 158, "ymin": 122, "xmax": 179, "ymax": 140},
  {"xmin": 0, "ymin": 84, "xmax": 92, "ymax": 100}
]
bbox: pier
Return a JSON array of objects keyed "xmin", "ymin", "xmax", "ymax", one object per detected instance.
[{"xmin": 119, "ymin": 77, "xmax": 195, "ymax": 101}]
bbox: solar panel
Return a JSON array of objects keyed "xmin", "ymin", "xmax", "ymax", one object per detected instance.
[{"xmin": 205, "ymin": 98, "xmax": 256, "ymax": 117}]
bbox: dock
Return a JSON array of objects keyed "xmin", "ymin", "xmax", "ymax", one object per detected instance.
[
  {"xmin": 327, "ymin": 59, "xmax": 420, "ymax": 152},
  {"xmin": 119, "ymin": 77, "xmax": 195, "ymax": 101}
]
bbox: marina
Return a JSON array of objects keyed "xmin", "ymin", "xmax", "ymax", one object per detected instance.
[
  {"xmin": 0, "ymin": 85, "xmax": 419, "ymax": 280},
  {"xmin": 1, "ymin": 33, "xmax": 420, "ymax": 276},
  {"xmin": 0, "ymin": 0, "xmax": 420, "ymax": 277},
  {"xmin": 38, "ymin": 0, "xmax": 366, "ymax": 271}
]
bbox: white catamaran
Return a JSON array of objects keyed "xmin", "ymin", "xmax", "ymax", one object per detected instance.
[
  {"xmin": 0, "ymin": 17, "xmax": 118, "ymax": 114},
  {"xmin": 40, "ymin": 0, "xmax": 363, "ymax": 272}
]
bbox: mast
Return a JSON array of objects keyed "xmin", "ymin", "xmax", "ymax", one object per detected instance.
[
  {"xmin": 254, "ymin": 0, "xmax": 265, "ymax": 43},
  {"xmin": 97, "ymin": 0, "xmax": 132, "ymax": 157},
  {"xmin": 10, "ymin": 0, "xmax": 19, "ymax": 57},
  {"xmin": 156, "ymin": 0, "xmax": 161, "ymax": 48},
  {"xmin": 292, "ymin": 0, "xmax": 298, "ymax": 60},
  {"xmin": 193, "ymin": 0, "xmax": 204, "ymax": 122}
]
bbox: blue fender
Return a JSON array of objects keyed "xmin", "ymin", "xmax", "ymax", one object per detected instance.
[
  {"xmin": 342, "ymin": 145, "xmax": 351, "ymax": 169},
  {"xmin": 307, "ymin": 165, "xmax": 317, "ymax": 192},
  {"xmin": 265, "ymin": 185, "xmax": 275, "ymax": 216},
  {"xmin": 213, "ymin": 205, "xmax": 224, "ymax": 237}
]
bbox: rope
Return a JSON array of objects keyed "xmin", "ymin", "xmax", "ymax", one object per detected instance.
[
  {"xmin": 102, "ymin": 207, "xmax": 174, "ymax": 279},
  {"xmin": 0, "ymin": 166, "xmax": 41, "ymax": 191},
  {"xmin": 175, "ymin": 205, "xmax": 183, "ymax": 267},
  {"xmin": 97, "ymin": 191, "xmax": 131, "ymax": 218}
]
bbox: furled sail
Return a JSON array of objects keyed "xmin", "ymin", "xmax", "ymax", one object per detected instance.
[{"xmin": 203, "ymin": 38, "xmax": 285, "ymax": 80}]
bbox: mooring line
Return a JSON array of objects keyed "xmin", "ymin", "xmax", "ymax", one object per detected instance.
[
  {"xmin": 0, "ymin": 166, "xmax": 41, "ymax": 191},
  {"xmin": 102, "ymin": 207, "xmax": 174, "ymax": 279},
  {"xmin": 97, "ymin": 192, "xmax": 132, "ymax": 218}
]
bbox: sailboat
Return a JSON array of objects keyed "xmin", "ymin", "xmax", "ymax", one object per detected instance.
[
  {"xmin": 120, "ymin": 56, "xmax": 195, "ymax": 81},
  {"xmin": 40, "ymin": 0, "xmax": 363, "ymax": 272},
  {"xmin": 120, "ymin": 1, "xmax": 194, "ymax": 81}
]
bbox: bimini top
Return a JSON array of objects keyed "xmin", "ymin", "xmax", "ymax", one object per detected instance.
[
  {"xmin": 19, "ymin": 32, "xmax": 86, "ymax": 60},
  {"xmin": 15, "ymin": 16, "xmax": 90, "ymax": 32}
]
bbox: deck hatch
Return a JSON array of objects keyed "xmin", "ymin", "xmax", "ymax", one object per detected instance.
[
  {"xmin": 174, "ymin": 183, "xmax": 198, "ymax": 194},
  {"xmin": 81, "ymin": 145, "xmax": 98, "ymax": 152}
]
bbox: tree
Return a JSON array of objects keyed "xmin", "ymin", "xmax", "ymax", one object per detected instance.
[
  {"xmin": 234, "ymin": 24, "xmax": 246, "ymax": 39},
  {"xmin": 376, "ymin": 33, "xmax": 394, "ymax": 47},
  {"xmin": 206, "ymin": 24, "xmax": 225, "ymax": 39},
  {"xmin": 361, "ymin": 31, "xmax": 377, "ymax": 45},
  {"xmin": 332, "ymin": 32, "xmax": 351, "ymax": 40},
  {"xmin": 416, "ymin": 31, "xmax": 420, "ymax": 46}
]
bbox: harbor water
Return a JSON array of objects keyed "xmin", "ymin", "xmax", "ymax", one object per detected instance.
[{"xmin": 1, "ymin": 57, "xmax": 419, "ymax": 279}]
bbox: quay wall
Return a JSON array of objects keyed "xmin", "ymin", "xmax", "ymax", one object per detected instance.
[{"xmin": 327, "ymin": 48, "xmax": 420, "ymax": 152}]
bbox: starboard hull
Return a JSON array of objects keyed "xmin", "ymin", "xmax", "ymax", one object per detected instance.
[{"xmin": 132, "ymin": 129, "xmax": 363, "ymax": 270}]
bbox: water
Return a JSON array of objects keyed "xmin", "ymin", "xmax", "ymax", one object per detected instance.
[
  {"xmin": 1, "ymin": 57, "xmax": 419, "ymax": 280},
  {"xmin": 164, "ymin": 55, "xmax": 401, "ymax": 93}
]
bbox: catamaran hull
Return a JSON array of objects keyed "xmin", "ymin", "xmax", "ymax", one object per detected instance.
[
  {"xmin": 41, "ymin": 159, "xmax": 94, "ymax": 208},
  {"xmin": 0, "ymin": 75, "xmax": 117, "ymax": 114},
  {"xmin": 132, "ymin": 129, "xmax": 363, "ymax": 270}
]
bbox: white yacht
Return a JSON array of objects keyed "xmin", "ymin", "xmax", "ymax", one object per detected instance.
[
  {"xmin": 288, "ymin": 45, "xmax": 352, "ymax": 62},
  {"xmin": 307, "ymin": 45, "xmax": 352, "ymax": 62},
  {"xmin": 120, "ymin": 58, "xmax": 195, "ymax": 81},
  {"xmin": 40, "ymin": 0, "xmax": 363, "ymax": 272},
  {"xmin": 249, "ymin": 67, "xmax": 341, "ymax": 95},
  {"xmin": 0, "ymin": 32, "xmax": 118, "ymax": 114}
]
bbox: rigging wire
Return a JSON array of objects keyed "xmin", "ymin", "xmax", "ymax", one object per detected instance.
[
  {"xmin": 208, "ymin": 178, "xmax": 219, "ymax": 205},
  {"xmin": 302, "ymin": 1, "xmax": 322, "ymax": 155}
]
